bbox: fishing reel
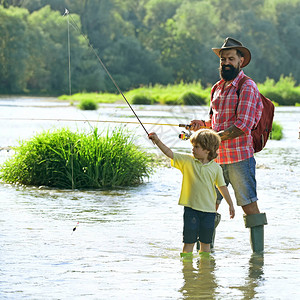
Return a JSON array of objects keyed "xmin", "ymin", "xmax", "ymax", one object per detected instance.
[{"xmin": 178, "ymin": 124, "xmax": 192, "ymax": 140}]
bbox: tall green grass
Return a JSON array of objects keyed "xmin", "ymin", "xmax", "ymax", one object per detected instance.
[
  {"xmin": 59, "ymin": 81, "xmax": 211, "ymax": 106},
  {"xmin": 126, "ymin": 81, "xmax": 211, "ymax": 105},
  {"xmin": 59, "ymin": 92, "xmax": 120, "ymax": 103},
  {"xmin": 0, "ymin": 127, "xmax": 153, "ymax": 189},
  {"xmin": 60, "ymin": 75, "xmax": 300, "ymax": 106},
  {"xmin": 258, "ymin": 75, "xmax": 300, "ymax": 106}
]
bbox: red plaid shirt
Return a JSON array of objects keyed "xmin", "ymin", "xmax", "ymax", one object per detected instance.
[{"xmin": 210, "ymin": 70, "xmax": 263, "ymax": 164}]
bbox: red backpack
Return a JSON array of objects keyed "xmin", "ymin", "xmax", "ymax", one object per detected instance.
[
  {"xmin": 211, "ymin": 76, "xmax": 275, "ymax": 153},
  {"xmin": 237, "ymin": 76, "xmax": 275, "ymax": 152}
]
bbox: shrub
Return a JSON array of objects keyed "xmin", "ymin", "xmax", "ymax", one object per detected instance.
[
  {"xmin": 180, "ymin": 91, "xmax": 207, "ymax": 106},
  {"xmin": 258, "ymin": 75, "xmax": 300, "ymax": 106},
  {"xmin": 162, "ymin": 95, "xmax": 181, "ymax": 105},
  {"xmin": 271, "ymin": 121, "xmax": 283, "ymax": 140},
  {"xmin": 0, "ymin": 127, "xmax": 153, "ymax": 189},
  {"xmin": 78, "ymin": 99, "xmax": 98, "ymax": 110},
  {"xmin": 131, "ymin": 94, "xmax": 154, "ymax": 105},
  {"xmin": 262, "ymin": 90, "xmax": 284, "ymax": 105}
]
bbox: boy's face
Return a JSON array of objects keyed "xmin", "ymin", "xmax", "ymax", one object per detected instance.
[{"xmin": 192, "ymin": 143, "xmax": 209, "ymax": 160}]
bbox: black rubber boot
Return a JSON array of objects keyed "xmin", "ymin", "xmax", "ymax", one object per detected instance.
[
  {"xmin": 210, "ymin": 213, "xmax": 221, "ymax": 249},
  {"xmin": 244, "ymin": 213, "xmax": 268, "ymax": 253}
]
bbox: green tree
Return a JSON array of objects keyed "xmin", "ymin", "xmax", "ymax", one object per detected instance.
[
  {"xmin": 25, "ymin": 6, "xmax": 70, "ymax": 93},
  {"xmin": 102, "ymin": 36, "xmax": 172, "ymax": 91},
  {"xmin": 274, "ymin": 1, "xmax": 300, "ymax": 82},
  {"xmin": 0, "ymin": 6, "xmax": 29, "ymax": 93},
  {"xmin": 0, "ymin": 0, "xmax": 23, "ymax": 8},
  {"xmin": 172, "ymin": 1, "xmax": 220, "ymax": 84},
  {"xmin": 142, "ymin": 0, "xmax": 219, "ymax": 84},
  {"xmin": 26, "ymin": 6, "xmax": 105, "ymax": 94},
  {"xmin": 2, "ymin": 0, "xmax": 300, "ymax": 94}
]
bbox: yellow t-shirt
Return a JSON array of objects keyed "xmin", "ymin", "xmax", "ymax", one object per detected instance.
[{"xmin": 171, "ymin": 152, "xmax": 226, "ymax": 213}]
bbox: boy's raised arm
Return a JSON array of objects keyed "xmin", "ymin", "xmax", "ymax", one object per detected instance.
[{"xmin": 149, "ymin": 133, "xmax": 174, "ymax": 159}]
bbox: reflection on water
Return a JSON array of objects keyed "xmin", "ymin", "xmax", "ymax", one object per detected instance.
[
  {"xmin": 231, "ymin": 254, "xmax": 265, "ymax": 300},
  {"xmin": 0, "ymin": 100, "xmax": 299, "ymax": 299},
  {"xmin": 179, "ymin": 253, "xmax": 265, "ymax": 300},
  {"xmin": 180, "ymin": 255, "xmax": 217, "ymax": 299},
  {"xmin": 245, "ymin": 254, "xmax": 265, "ymax": 300}
]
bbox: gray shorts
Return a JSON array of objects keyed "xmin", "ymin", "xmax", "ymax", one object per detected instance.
[{"xmin": 216, "ymin": 157, "xmax": 258, "ymax": 206}]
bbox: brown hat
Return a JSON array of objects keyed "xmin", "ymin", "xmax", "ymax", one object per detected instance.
[{"xmin": 212, "ymin": 37, "xmax": 251, "ymax": 67}]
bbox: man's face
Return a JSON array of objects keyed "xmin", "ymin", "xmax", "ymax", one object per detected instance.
[{"xmin": 218, "ymin": 49, "xmax": 244, "ymax": 81}]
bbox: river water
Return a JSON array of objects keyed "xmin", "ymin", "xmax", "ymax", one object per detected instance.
[{"xmin": 0, "ymin": 97, "xmax": 299, "ymax": 299}]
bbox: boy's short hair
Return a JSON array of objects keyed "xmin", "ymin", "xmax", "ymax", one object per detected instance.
[{"xmin": 190, "ymin": 129, "xmax": 221, "ymax": 161}]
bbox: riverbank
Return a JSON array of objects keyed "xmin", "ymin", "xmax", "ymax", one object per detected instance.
[{"xmin": 58, "ymin": 75, "xmax": 300, "ymax": 106}]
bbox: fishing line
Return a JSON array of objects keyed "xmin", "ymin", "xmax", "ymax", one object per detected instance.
[
  {"xmin": 67, "ymin": 11, "xmax": 72, "ymax": 96},
  {"xmin": 0, "ymin": 117, "xmax": 183, "ymax": 127},
  {"xmin": 63, "ymin": 9, "xmax": 149, "ymax": 136}
]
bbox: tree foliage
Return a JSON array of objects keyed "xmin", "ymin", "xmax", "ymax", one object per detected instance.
[{"xmin": 0, "ymin": 0, "xmax": 300, "ymax": 96}]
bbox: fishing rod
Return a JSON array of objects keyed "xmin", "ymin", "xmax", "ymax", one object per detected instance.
[{"xmin": 63, "ymin": 8, "xmax": 149, "ymax": 136}]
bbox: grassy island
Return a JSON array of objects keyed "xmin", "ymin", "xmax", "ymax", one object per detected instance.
[{"xmin": 0, "ymin": 127, "xmax": 153, "ymax": 189}]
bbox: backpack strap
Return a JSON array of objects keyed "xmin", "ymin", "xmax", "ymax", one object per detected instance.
[
  {"xmin": 209, "ymin": 84, "xmax": 218, "ymax": 117},
  {"xmin": 235, "ymin": 75, "xmax": 252, "ymax": 117},
  {"xmin": 236, "ymin": 75, "xmax": 251, "ymax": 97},
  {"xmin": 211, "ymin": 76, "xmax": 251, "ymax": 116}
]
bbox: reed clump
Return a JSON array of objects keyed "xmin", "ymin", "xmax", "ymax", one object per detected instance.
[
  {"xmin": 78, "ymin": 98, "xmax": 98, "ymax": 110},
  {"xmin": 271, "ymin": 121, "xmax": 283, "ymax": 140},
  {"xmin": 179, "ymin": 91, "xmax": 207, "ymax": 106},
  {"xmin": 0, "ymin": 127, "xmax": 153, "ymax": 189},
  {"xmin": 131, "ymin": 94, "xmax": 155, "ymax": 105}
]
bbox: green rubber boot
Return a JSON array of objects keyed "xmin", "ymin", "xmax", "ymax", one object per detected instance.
[
  {"xmin": 196, "ymin": 213, "xmax": 221, "ymax": 251},
  {"xmin": 199, "ymin": 251, "xmax": 211, "ymax": 259},
  {"xmin": 244, "ymin": 213, "xmax": 267, "ymax": 253},
  {"xmin": 180, "ymin": 252, "xmax": 193, "ymax": 262}
]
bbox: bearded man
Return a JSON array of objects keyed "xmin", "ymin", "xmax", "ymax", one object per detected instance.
[{"xmin": 190, "ymin": 37, "xmax": 267, "ymax": 253}]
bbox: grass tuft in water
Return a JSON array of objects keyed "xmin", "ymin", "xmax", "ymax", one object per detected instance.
[
  {"xmin": 271, "ymin": 121, "xmax": 283, "ymax": 140},
  {"xmin": 0, "ymin": 127, "xmax": 153, "ymax": 189},
  {"xmin": 78, "ymin": 98, "xmax": 98, "ymax": 110}
]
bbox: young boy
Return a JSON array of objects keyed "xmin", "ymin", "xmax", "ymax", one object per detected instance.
[{"xmin": 149, "ymin": 129, "xmax": 235, "ymax": 255}]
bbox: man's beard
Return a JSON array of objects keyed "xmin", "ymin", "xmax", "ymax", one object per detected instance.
[{"xmin": 219, "ymin": 63, "xmax": 240, "ymax": 81}]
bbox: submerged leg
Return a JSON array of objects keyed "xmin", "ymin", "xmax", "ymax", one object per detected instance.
[
  {"xmin": 199, "ymin": 242, "xmax": 210, "ymax": 253},
  {"xmin": 182, "ymin": 243, "xmax": 195, "ymax": 253}
]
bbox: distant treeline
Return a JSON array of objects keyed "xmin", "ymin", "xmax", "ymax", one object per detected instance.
[{"xmin": 1, "ymin": 0, "xmax": 300, "ymax": 96}]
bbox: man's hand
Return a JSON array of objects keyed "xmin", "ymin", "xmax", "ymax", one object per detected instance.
[
  {"xmin": 218, "ymin": 125, "xmax": 245, "ymax": 141},
  {"xmin": 189, "ymin": 120, "xmax": 211, "ymax": 131}
]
